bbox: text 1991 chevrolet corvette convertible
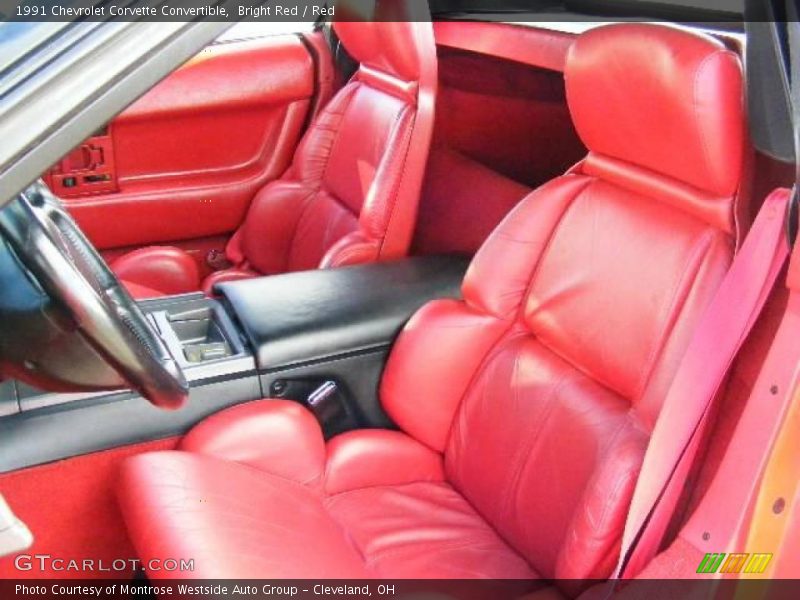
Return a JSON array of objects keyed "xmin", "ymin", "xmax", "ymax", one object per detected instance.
[{"xmin": 0, "ymin": 0, "xmax": 798, "ymax": 598}]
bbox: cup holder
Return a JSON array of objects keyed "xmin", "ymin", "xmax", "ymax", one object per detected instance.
[
  {"xmin": 170, "ymin": 318, "xmax": 232, "ymax": 363},
  {"xmin": 147, "ymin": 297, "xmax": 246, "ymax": 367}
]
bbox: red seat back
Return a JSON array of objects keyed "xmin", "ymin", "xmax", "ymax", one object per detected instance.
[
  {"xmin": 234, "ymin": 2, "xmax": 437, "ymax": 274},
  {"xmin": 380, "ymin": 23, "xmax": 745, "ymax": 589}
]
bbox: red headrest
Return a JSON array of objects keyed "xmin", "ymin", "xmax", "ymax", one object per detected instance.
[
  {"xmin": 565, "ymin": 24, "xmax": 745, "ymax": 197},
  {"xmin": 333, "ymin": 0, "xmax": 432, "ymax": 82}
]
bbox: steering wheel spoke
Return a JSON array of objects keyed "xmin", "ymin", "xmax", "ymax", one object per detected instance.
[{"xmin": 0, "ymin": 181, "xmax": 188, "ymax": 409}]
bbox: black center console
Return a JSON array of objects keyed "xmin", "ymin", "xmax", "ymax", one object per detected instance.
[
  {"xmin": 0, "ymin": 255, "xmax": 469, "ymax": 471},
  {"xmin": 217, "ymin": 255, "xmax": 469, "ymax": 435}
]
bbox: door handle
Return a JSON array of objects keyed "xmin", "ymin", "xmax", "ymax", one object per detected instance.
[{"xmin": 44, "ymin": 134, "xmax": 118, "ymax": 197}]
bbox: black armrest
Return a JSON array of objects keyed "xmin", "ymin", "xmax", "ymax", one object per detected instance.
[{"xmin": 217, "ymin": 255, "xmax": 469, "ymax": 371}]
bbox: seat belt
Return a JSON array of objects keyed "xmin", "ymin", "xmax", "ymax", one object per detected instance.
[
  {"xmin": 613, "ymin": 189, "xmax": 791, "ymax": 579},
  {"xmin": 674, "ymin": 208, "xmax": 800, "ymax": 580},
  {"xmin": 613, "ymin": 12, "xmax": 800, "ymax": 581}
]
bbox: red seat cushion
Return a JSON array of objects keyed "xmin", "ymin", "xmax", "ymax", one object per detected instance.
[
  {"xmin": 112, "ymin": 3, "xmax": 437, "ymax": 296},
  {"xmin": 119, "ymin": 400, "xmax": 536, "ymax": 581},
  {"xmin": 120, "ymin": 450, "xmax": 370, "ymax": 579},
  {"xmin": 118, "ymin": 23, "xmax": 746, "ymax": 591},
  {"xmin": 326, "ymin": 481, "xmax": 536, "ymax": 579},
  {"xmin": 113, "ymin": 246, "xmax": 200, "ymax": 297}
]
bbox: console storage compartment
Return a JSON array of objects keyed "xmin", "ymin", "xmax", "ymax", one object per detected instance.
[{"xmin": 147, "ymin": 297, "xmax": 246, "ymax": 369}]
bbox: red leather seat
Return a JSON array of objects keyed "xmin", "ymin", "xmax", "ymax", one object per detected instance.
[
  {"xmin": 118, "ymin": 24, "xmax": 745, "ymax": 590},
  {"xmin": 113, "ymin": 2, "xmax": 437, "ymax": 297}
]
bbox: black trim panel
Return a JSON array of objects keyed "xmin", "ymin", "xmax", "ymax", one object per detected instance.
[
  {"xmin": 0, "ymin": 374, "xmax": 261, "ymax": 473},
  {"xmin": 262, "ymin": 345, "xmax": 394, "ymax": 432},
  {"xmin": 217, "ymin": 255, "xmax": 470, "ymax": 370}
]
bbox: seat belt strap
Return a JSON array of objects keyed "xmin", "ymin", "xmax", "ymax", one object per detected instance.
[
  {"xmin": 614, "ymin": 187, "xmax": 792, "ymax": 579},
  {"xmin": 677, "ymin": 195, "xmax": 800, "ymax": 569}
]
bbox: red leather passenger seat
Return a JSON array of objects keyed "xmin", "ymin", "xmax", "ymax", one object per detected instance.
[
  {"xmin": 113, "ymin": 3, "xmax": 437, "ymax": 297},
  {"xmin": 118, "ymin": 24, "xmax": 745, "ymax": 589}
]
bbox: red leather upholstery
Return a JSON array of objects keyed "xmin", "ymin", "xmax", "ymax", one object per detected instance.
[
  {"xmin": 565, "ymin": 24, "xmax": 743, "ymax": 198},
  {"xmin": 113, "ymin": 2, "xmax": 437, "ymax": 297},
  {"xmin": 118, "ymin": 24, "xmax": 746, "ymax": 589},
  {"xmin": 112, "ymin": 247, "xmax": 200, "ymax": 296},
  {"xmin": 120, "ymin": 401, "xmax": 536, "ymax": 580},
  {"xmin": 200, "ymin": 266, "xmax": 260, "ymax": 296},
  {"xmin": 181, "ymin": 400, "xmax": 326, "ymax": 482}
]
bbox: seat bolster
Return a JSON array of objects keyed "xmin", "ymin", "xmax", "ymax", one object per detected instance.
[
  {"xmin": 324, "ymin": 429, "xmax": 444, "ymax": 495},
  {"xmin": 118, "ymin": 450, "xmax": 370, "ymax": 579},
  {"xmin": 201, "ymin": 266, "xmax": 259, "ymax": 295},
  {"xmin": 382, "ymin": 298, "xmax": 510, "ymax": 452},
  {"xmin": 112, "ymin": 246, "xmax": 200, "ymax": 296},
  {"xmin": 320, "ymin": 231, "xmax": 380, "ymax": 269},
  {"xmin": 239, "ymin": 180, "xmax": 315, "ymax": 275},
  {"xmin": 180, "ymin": 399, "xmax": 326, "ymax": 485}
]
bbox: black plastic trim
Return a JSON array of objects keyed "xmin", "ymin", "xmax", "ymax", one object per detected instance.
[
  {"xmin": 217, "ymin": 255, "xmax": 469, "ymax": 371},
  {"xmin": 0, "ymin": 374, "xmax": 261, "ymax": 473},
  {"xmin": 262, "ymin": 344, "xmax": 394, "ymax": 431}
]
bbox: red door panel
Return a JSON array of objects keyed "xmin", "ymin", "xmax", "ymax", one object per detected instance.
[{"xmin": 49, "ymin": 35, "xmax": 314, "ymax": 253}]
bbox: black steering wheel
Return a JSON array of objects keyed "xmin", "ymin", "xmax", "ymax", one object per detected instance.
[{"xmin": 0, "ymin": 181, "xmax": 188, "ymax": 409}]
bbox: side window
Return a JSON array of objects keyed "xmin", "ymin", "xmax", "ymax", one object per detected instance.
[{"xmin": 216, "ymin": 22, "xmax": 316, "ymax": 43}]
